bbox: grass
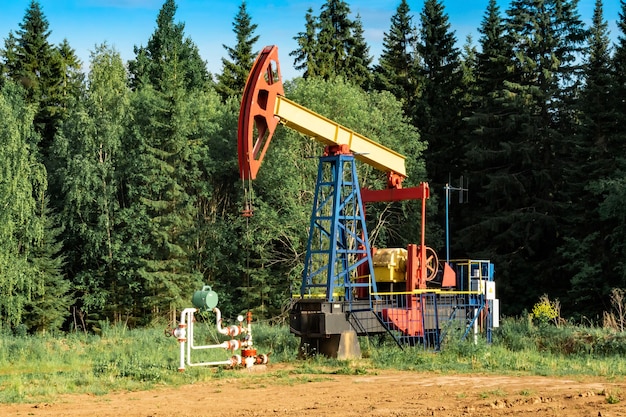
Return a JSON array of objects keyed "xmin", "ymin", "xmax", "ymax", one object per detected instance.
[
  {"xmin": 367, "ymin": 342, "xmax": 626, "ymax": 377},
  {"xmin": 0, "ymin": 317, "xmax": 625, "ymax": 404},
  {"xmin": 605, "ymin": 389, "xmax": 622, "ymax": 404},
  {"xmin": 479, "ymin": 389, "xmax": 507, "ymax": 399}
]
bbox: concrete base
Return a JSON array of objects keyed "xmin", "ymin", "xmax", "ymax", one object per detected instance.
[{"xmin": 300, "ymin": 330, "xmax": 362, "ymax": 360}]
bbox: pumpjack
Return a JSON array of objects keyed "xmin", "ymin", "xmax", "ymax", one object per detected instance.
[{"xmin": 238, "ymin": 46, "xmax": 498, "ymax": 359}]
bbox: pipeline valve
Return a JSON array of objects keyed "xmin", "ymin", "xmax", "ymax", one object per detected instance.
[{"xmin": 171, "ymin": 285, "xmax": 270, "ymax": 371}]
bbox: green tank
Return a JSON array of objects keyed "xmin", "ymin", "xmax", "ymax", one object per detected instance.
[{"xmin": 191, "ymin": 285, "xmax": 218, "ymax": 311}]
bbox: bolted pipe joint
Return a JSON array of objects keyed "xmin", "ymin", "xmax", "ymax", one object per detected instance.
[
  {"xmin": 229, "ymin": 355, "xmax": 242, "ymax": 367},
  {"xmin": 226, "ymin": 339, "xmax": 242, "ymax": 351},
  {"xmin": 225, "ymin": 325, "xmax": 242, "ymax": 337},
  {"xmin": 173, "ymin": 325, "xmax": 187, "ymax": 342},
  {"xmin": 256, "ymin": 353, "xmax": 269, "ymax": 365}
]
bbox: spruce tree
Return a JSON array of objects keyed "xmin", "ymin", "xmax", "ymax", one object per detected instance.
[
  {"xmin": 57, "ymin": 39, "xmax": 84, "ymax": 115},
  {"xmin": 582, "ymin": 0, "xmax": 626, "ymax": 311},
  {"xmin": 374, "ymin": 0, "xmax": 418, "ymax": 113},
  {"xmin": 123, "ymin": 2, "xmax": 214, "ymax": 320},
  {"xmin": 292, "ymin": 0, "xmax": 372, "ymax": 84},
  {"xmin": 316, "ymin": 0, "xmax": 353, "ymax": 79},
  {"xmin": 457, "ymin": 0, "xmax": 513, "ymax": 261},
  {"xmin": 184, "ymin": 91, "xmax": 241, "ymax": 315},
  {"xmin": 459, "ymin": 0, "xmax": 587, "ymax": 314},
  {"xmin": 614, "ymin": 1, "xmax": 626, "ymax": 136},
  {"xmin": 290, "ymin": 8, "xmax": 318, "ymax": 78},
  {"xmin": 0, "ymin": 2, "xmax": 73, "ymax": 328},
  {"xmin": 120, "ymin": 84, "xmax": 228, "ymax": 320},
  {"xmin": 122, "ymin": 86, "xmax": 203, "ymax": 320},
  {"xmin": 474, "ymin": 0, "xmax": 509, "ymax": 97},
  {"xmin": 557, "ymin": 0, "xmax": 615, "ymax": 318},
  {"xmin": 460, "ymin": 0, "xmax": 510, "ymax": 198},
  {"xmin": 23, "ymin": 200, "xmax": 71, "ymax": 333},
  {"xmin": 216, "ymin": 0, "xmax": 259, "ymax": 100},
  {"xmin": 2, "ymin": 1, "xmax": 65, "ymax": 161},
  {"xmin": 459, "ymin": 35, "xmax": 478, "ymax": 125},
  {"xmin": 414, "ymin": 0, "xmax": 463, "ymax": 205},
  {"xmin": 345, "ymin": 14, "xmax": 373, "ymax": 88},
  {"xmin": 45, "ymin": 39, "xmax": 84, "ymax": 202},
  {"xmin": 128, "ymin": 0, "xmax": 208, "ymax": 92}
]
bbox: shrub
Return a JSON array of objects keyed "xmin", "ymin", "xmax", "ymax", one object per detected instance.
[
  {"xmin": 250, "ymin": 322, "xmax": 299, "ymax": 361},
  {"xmin": 531, "ymin": 294, "xmax": 561, "ymax": 326},
  {"xmin": 493, "ymin": 316, "xmax": 537, "ymax": 352},
  {"xmin": 603, "ymin": 288, "xmax": 626, "ymax": 332}
]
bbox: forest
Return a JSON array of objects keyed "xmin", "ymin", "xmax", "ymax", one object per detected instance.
[{"xmin": 0, "ymin": 0, "xmax": 625, "ymax": 333}]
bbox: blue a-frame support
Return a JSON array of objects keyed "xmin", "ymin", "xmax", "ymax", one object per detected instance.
[{"xmin": 300, "ymin": 154, "xmax": 378, "ymax": 303}]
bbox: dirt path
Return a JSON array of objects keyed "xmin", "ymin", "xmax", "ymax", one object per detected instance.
[{"xmin": 2, "ymin": 367, "xmax": 625, "ymax": 417}]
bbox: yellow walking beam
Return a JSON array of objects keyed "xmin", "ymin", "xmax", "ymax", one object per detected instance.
[{"xmin": 274, "ymin": 95, "xmax": 407, "ymax": 178}]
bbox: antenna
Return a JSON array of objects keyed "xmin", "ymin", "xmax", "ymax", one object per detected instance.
[
  {"xmin": 444, "ymin": 175, "xmax": 469, "ymax": 263},
  {"xmin": 457, "ymin": 175, "xmax": 469, "ymax": 203}
]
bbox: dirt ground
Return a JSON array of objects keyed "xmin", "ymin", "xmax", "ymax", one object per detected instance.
[{"xmin": 2, "ymin": 366, "xmax": 625, "ymax": 417}]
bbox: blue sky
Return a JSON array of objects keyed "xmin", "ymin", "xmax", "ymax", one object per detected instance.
[{"xmin": 0, "ymin": 0, "xmax": 622, "ymax": 80}]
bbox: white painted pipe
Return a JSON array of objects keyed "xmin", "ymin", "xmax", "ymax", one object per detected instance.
[
  {"xmin": 213, "ymin": 307, "xmax": 227, "ymax": 334},
  {"xmin": 246, "ymin": 311, "xmax": 253, "ymax": 348},
  {"xmin": 187, "ymin": 359, "xmax": 234, "ymax": 367},
  {"xmin": 213, "ymin": 307, "xmax": 243, "ymax": 336},
  {"xmin": 473, "ymin": 308, "xmax": 478, "ymax": 345},
  {"xmin": 176, "ymin": 308, "xmax": 197, "ymax": 371},
  {"xmin": 191, "ymin": 341, "xmax": 231, "ymax": 350},
  {"xmin": 186, "ymin": 355, "xmax": 242, "ymax": 368},
  {"xmin": 178, "ymin": 333, "xmax": 185, "ymax": 372}
]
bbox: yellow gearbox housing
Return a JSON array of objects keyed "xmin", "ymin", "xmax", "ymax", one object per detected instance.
[{"xmin": 372, "ymin": 248, "xmax": 407, "ymax": 283}]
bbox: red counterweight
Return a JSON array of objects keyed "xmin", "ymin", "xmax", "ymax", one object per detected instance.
[{"xmin": 238, "ymin": 45, "xmax": 284, "ymax": 181}]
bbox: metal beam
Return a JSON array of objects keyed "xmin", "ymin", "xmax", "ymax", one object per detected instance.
[{"xmin": 274, "ymin": 95, "xmax": 407, "ymax": 178}]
